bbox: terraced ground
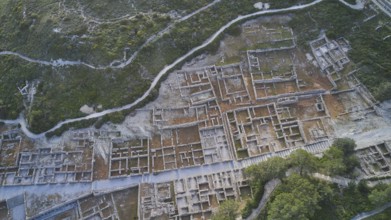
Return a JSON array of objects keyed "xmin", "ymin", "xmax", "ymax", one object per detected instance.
[
  {"xmin": 0, "ymin": 0, "xmax": 313, "ymax": 134},
  {"xmin": 1, "ymin": 0, "xmax": 390, "ymax": 136}
]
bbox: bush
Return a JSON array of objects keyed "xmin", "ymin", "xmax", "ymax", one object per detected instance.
[
  {"xmin": 374, "ymin": 82, "xmax": 391, "ymax": 101},
  {"xmin": 226, "ymin": 25, "xmax": 242, "ymax": 37},
  {"xmin": 320, "ymin": 138, "xmax": 359, "ymax": 177},
  {"xmin": 212, "ymin": 199, "xmax": 240, "ymax": 220},
  {"xmin": 333, "ymin": 138, "xmax": 356, "ymax": 156}
]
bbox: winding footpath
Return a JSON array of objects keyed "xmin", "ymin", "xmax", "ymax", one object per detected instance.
[
  {"xmin": 339, "ymin": 0, "xmax": 365, "ymax": 10},
  {"xmin": 245, "ymin": 179, "xmax": 281, "ymax": 220},
  {"xmin": 351, "ymin": 202, "xmax": 391, "ymax": 220},
  {"xmin": 1, "ymin": 0, "xmax": 326, "ymax": 139},
  {"xmin": 0, "ymin": 2, "xmax": 382, "ymax": 217},
  {"xmin": 0, "ymin": 0, "xmax": 221, "ymax": 70},
  {"xmin": 107, "ymin": 0, "xmax": 222, "ymax": 68},
  {"xmin": 0, "ymin": 0, "xmax": 364, "ymax": 70},
  {"xmin": 0, "ymin": 51, "xmax": 98, "ymax": 69},
  {"xmin": 0, "ymin": 0, "xmax": 365, "ymax": 140}
]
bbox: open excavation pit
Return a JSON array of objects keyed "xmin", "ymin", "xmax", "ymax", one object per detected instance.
[
  {"xmin": 139, "ymin": 169, "xmax": 251, "ymax": 220},
  {"xmin": 27, "ymin": 186, "xmax": 139, "ymax": 220},
  {"xmin": 356, "ymin": 140, "xmax": 391, "ymax": 178},
  {"xmin": 0, "ymin": 130, "xmax": 94, "ymax": 186}
]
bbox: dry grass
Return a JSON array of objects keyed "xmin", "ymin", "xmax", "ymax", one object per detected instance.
[
  {"xmin": 323, "ymin": 94, "xmax": 345, "ymax": 118},
  {"xmin": 113, "ymin": 186, "xmax": 139, "ymax": 220},
  {"xmin": 93, "ymin": 156, "xmax": 108, "ymax": 180}
]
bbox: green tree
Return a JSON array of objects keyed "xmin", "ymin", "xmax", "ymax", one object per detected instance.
[
  {"xmin": 289, "ymin": 149, "xmax": 319, "ymax": 176},
  {"xmin": 369, "ymin": 184, "xmax": 391, "ymax": 205},
  {"xmin": 212, "ymin": 199, "xmax": 239, "ymax": 220},
  {"xmin": 268, "ymin": 174, "xmax": 321, "ymax": 220},
  {"xmin": 226, "ymin": 25, "xmax": 242, "ymax": 37},
  {"xmin": 333, "ymin": 138, "xmax": 356, "ymax": 156},
  {"xmin": 332, "ymin": 183, "xmax": 373, "ymax": 218},
  {"xmin": 321, "ymin": 146, "xmax": 346, "ymax": 175},
  {"xmin": 244, "ymin": 156, "xmax": 288, "ymax": 188},
  {"xmin": 321, "ymin": 138, "xmax": 359, "ymax": 176},
  {"xmin": 374, "ymin": 82, "xmax": 391, "ymax": 102}
]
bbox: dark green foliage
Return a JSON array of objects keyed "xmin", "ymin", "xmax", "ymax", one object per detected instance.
[
  {"xmin": 106, "ymin": 112, "xmax": 125, "ymax": 124},
  {"xmin": 212, "ymin": 199, "xmax": 240, "ymax": 220},
  {"xmin": 349, "ymin": 15, "xmax": 391, "ymax": 101},
  {"xmin": 344, "ymin": 0, "xmax": 357, "ymax": 4},
  {"xmin": 2, "ymin": 0, "xmax": 389, "ymax": 136},
  {"xmin": 226, "ymin": 25, "xmax": 242, "ymax": 37},
  {"xmin": 245, "ymin": 157, "xmax": 288, "ymax": 188},
  {"xmin": 78, "ymin": 0, "xmax": 213, "ymax": 19},
  {"xmin": 288, "ymin": 0, "xmax": 363, "ymax": 47},
  {"xmin": 366, "ymin": 207, "xmax": 391, "ymax": 220},
  {"xmin": 0, "ymin": 0, "xmax": 171, "ymax": 65},
  {"xmin": 369, "ymin": 183, "xmax": 391, "ymax": 206},
  {"xmin": 270, "ymin": 0, "xmax": 314, "ymax": 9},
  {"xmin": 288, "ymin": 0, "xmax": 391, "ymax": 101},
  {"xmin": 45, "ymin": 118, "xmax": 98, "ymax": 138},
  {"xmin": 321, "ymin": 146, "xmax": 347, "ymax": 175},
  {"xmin": 333, "ymin": 138, "xmax": 356, "ymax": 155},
  {"xmin": 243, "ymin": 139, "xmax": 374, "ymax": 219},
  {"xmin": 332, "ymin": 182, "xmax": 373, "ymax": 219},
  {"xmin": 241, "ymin": 199, "xmax": 257, "ymax": 218},
  {"xmin": 242, "ymin": 156, "xmax": 289, "ymax": 218},
  {"xmin": 288, "ymin": 149, "xmax": 318, "ymax": 176},
  {"xmin": 0, "ymin": 56, "xmax": 45, "ymax": 119},
  {"xmin": 242, "ymin": 150, "xmax": 320, "ymax": 218},
  {"xmin": 266, "ymin": 178, "xmax": 374, "ymax": 220},
  {"xmin": 372, "ymin": 82, "xmax": 391, "ymax": 101},
  {"xmin": 0, "ymin": 0, "xmax": 316, "ymax": 133},
  {"xmin": 26, "ymin": 63, "xmax": 150, "ymax": 133},
  {"xmin": 268, "ymin": 174, "xmax": 322, "ymax": 220},
  {"xmin": 320, "ymin": 138, "xmax": 359, "ymax": 177}
]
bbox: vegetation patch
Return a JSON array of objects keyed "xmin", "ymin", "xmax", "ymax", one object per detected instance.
[
  {"xmin": 240, "ymin": 138, "xmax": 391, "ymax": 219},
  {"xmin": 287, "ymin": 0, "xmax": 391, "ymax": 101},
  {"xmin": 5, "ymin": 0, "xmax": 388, "ymax": 134}
]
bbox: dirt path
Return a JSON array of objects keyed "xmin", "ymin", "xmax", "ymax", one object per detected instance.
[
  {"xmin": 1, "ymin": 0, "xmax": 327, "ymax": 139},
  {"xmin": 351, "ymin": 202, "xmax": 391, "ymax": 220},
  {"xmin": 3, "ymin": 0, "xmax": 371, "ymax": 141},
  {"xmin": 338, "ymin": 0, "xmax": 365, "ymax": 10},
  {"xmin": 245, "ymin": 179, "xmax": 281, "ymax": 220},
  {"xmin": 0, "ymin": 51, "xmax": 97, "ymax": 68},
  {"xmin": 0, "ymin": 0, "xmax": 221, "ymax": 70},
  {"xmin": 313, "ymin": 172, "xmax": 357, "ymax": 187},
  {"xmin": 348, "ymin": 125, "xmax": 391, "ymax": 149}
]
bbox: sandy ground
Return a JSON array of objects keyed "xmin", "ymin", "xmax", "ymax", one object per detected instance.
[{"xmin": 332, "ymin": 99, "xmax": 391, "ymax": 148}]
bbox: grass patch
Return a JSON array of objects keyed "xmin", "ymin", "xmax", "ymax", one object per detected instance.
[
  {"xmin": 0, "ymin": 0, "xmax": 340, "ymax": 133},
  {"xmin": 287, "ymin": 0, "xmax": 391, "ymax": 101},
  {"xmin": 366, "ymin": 206, "xmax": 391, "ymax": 220}
]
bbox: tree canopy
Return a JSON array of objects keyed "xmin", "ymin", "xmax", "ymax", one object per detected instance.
[
  {"xmin": 268, "ymin": 174, "xmax": 321, "ymax": 220},
  {"xmin": 320, "ymin": 138, "xmax": 359, "ymax": 176},
  {"xmin": 333, "ymin": 138, "xmax": 356, "ymax": 156},
  {"xmin": 244, "ymin": 156, "xmax": 288, "ymax": 188},
  {"xmin": 288, "ymin": 149, "xmax": 318, "ymax": 176},
  {"xmin": 212, "ymin": 199, "xmax": 239, "ymax": 220},
  {"xmin": 369, "ymin": 184, "xmax": 391, "ymax": 206}
]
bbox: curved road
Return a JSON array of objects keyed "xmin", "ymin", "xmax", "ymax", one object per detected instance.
[
  {"xmin": 245, "ymin": 179, "xmax": 281, "ymax": 220},
  {"xmin": 1, "ymin": 0, "xmax": 326, "ymax": 139},
  {"xmin": 0, "ymin": 0, "xmax": 364, "ymax": 140},
  {"xmin": 0, "ymin": 0, "xmax": 221, "ymax": 70},
  {"xmin": 339, "ymin": 0, "xmax": 365, "ymax": 10},
  {"xmin": 351, "ymin": 202, "xmax": 391, "ymax": 220},
  {"xmin": 0, "ymin": 1, "xmax": 382, "ymax": 218},
  {"xmin": 0, "ymin": 51, "xmax": 98, "ymax": 68}
]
